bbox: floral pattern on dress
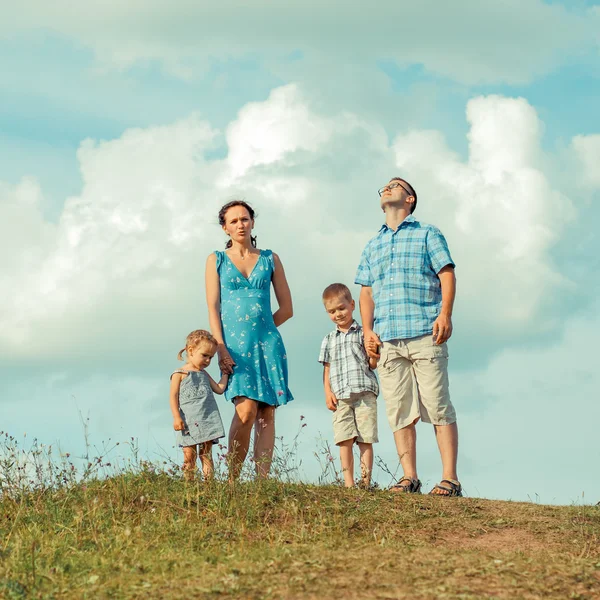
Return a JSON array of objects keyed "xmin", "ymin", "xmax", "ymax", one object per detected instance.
[{"xmin": 216, "ymin": 249, "xmax": 293, "ymax": 406}]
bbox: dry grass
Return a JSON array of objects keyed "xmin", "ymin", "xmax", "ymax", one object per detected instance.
[{"xmin": 1, "ymin": 471, "xmax": 599, "ymax": 599}]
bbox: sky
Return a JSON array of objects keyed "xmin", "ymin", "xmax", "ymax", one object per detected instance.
[{"xmin": 1, "ymin": 1, "xmax": 599, "ymax": 504}]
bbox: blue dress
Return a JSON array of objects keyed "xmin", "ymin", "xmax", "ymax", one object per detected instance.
[
  {"xmin": 216, "ymin": 249, "xmax": 293, "ymax": 406},
  {"xmin": 172, "ymin": 369, "xmax": 225, "ymax": 447}
]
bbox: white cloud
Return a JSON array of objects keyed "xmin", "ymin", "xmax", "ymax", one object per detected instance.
[
  {"xmin": 4, "ymin": 1, "xmax": 599, "ymax": 85},
  {"xmin": 0, "ymin": 85, "xmax": 591, "ymax": 365},
  {"xmin": 572, "ymin": 134, "xmax": 600, "ymax": 189},
  {"xmin": 393, "ymin": 95, "xmax": 574, "ymax": 330}
]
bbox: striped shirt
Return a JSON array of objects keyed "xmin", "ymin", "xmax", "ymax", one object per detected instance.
[
  {"xmin": 318, "ymin": 321, "xmax": 379, "ymax": 399},
  {"xmin": 355, "ymin": 215, "xmax": 455, "ymax": 341}
]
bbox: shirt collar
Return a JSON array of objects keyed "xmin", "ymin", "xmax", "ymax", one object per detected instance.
[
  {"xmin": 336, "ymin": 319, "xmax": 360, "ymax": 334},
  {"xmin": 379, "ymin": 214, "xmax": 417, "ymax": 233}
]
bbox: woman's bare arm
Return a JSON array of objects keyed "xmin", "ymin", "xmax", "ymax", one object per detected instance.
[{"xmin": 271, "ymin": 252, "xmax": 293, "ymax": 327}]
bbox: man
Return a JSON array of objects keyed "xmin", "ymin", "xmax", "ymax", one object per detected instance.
[{"xmin": 355, "ymin": 177, "xmax": 461, "ymax": 496}]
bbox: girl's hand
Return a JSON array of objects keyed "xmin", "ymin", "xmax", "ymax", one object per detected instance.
[
  {"xmin": 173, "ymin": 417, "xmax": 185, "ymax": 431},
  {"xmin": 218, "ymin": 345, "xmax": 236, "ymax": 374}
]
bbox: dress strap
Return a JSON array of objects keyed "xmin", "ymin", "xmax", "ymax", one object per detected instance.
[
  {"xmin": 170, "ymin": 369, "xmax": 189, "ymax": 380},
  {"xmin": 263, "ymin": 249, "xmax": 274, "ymax": 271},
  {"xmin": 214, "ymin": 250, "xmax": 223, "ymax": 271}
]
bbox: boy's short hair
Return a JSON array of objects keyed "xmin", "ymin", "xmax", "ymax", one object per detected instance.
[{"xmin": 322, "ymin": 283, "xmax": 353, "ymax": 303}]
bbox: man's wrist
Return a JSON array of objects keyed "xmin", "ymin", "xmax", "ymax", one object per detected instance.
[{"xmin": 440, "ymin": 309, "xmax": 453, "ymax": 318}]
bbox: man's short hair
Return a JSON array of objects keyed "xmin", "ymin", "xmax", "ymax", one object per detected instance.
[
  {"xmin": 322, "ymin": 283, "xmax": 353, "ymax": 303},
  {"xmin": 391, "ymin": 177, "xmax": 418, "ymax": 214}
]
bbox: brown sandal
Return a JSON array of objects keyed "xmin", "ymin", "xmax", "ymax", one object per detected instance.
[
  {"xmin": 390, "ymin": 476, "xmax": 422, "ymax": 494},
  {"xmin": 429, "ymin": 479, "xmax": 462, "ymax": 497}
]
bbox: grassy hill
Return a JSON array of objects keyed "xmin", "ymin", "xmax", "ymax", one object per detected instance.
[{"xmin": 1, "ymin": 471, "xmax": 599, "ymax": 599}]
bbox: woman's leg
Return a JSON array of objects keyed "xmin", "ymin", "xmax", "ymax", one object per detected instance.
[
  {"xmin": 253, "ymin": 403, "xmax": 276, "ymax": 478},
  {"xmin": 182, "ymin": 445, "xmax": 198, "ymax": 481},
  {"xmin": 228, "ymin": 397, "xmax": 258, "ymax": 480},
  {"xmin": 199, "ymin": 441, "xmax": 214, "ymax": 480}
]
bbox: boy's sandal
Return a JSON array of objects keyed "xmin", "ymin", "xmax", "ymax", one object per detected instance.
[
  {"xmin": 429, "ymin": 479, "xmax": 462, "ymax": 497},
  {"xmin": 390, "ymin": 477, "xmax": 422, "ymax": 494}
]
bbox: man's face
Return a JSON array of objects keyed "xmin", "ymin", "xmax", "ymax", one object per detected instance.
[{"xmin": 379, "ymin": 179, "xmax": 414, "ymax": 212}]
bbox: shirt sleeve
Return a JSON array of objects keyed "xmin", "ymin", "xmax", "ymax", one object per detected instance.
[
  {"xmin": 426, "ymin": 227, "xmax": 455, "ymax": 274},
  {"xmin": 318, "ymin": 335, "xmax": 331, "ymax": 364},
  {"xmin": 354, "ymin": 245, "xmax": 373, "ymax": 286}
]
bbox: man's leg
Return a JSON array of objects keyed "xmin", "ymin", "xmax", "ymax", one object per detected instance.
[
  {"xmin": 431, "ymin": 422, "xmax": 459, "ymax": 494},
  {"xmin": 378, "ymin": 341, "xmax": 421, "ymax": 490},
  {"xmin": 393, "ymin": 419, "xmax": 419, "ymax": 483},
  {"xmin": 409, "ymin": 335, "xmax": 460, "ymax": 494}
]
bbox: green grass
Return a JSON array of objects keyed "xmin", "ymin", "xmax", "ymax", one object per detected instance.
[{"xmin": 1, "ymin": 470, "xmax": 599, "ymax": 599}]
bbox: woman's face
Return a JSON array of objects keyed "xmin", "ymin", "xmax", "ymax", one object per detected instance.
[{"xmin": 222, "ymin": 206, "xmax": 254, "ymax": 245}]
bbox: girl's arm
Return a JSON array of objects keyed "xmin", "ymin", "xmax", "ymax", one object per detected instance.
[
  {"xmin": 271, "ymin": 252, "xmax": 293, "ymax": 327},
  {"xmin": 169, "ymin": 374, "xmax": 185, "ymax": 430},
  {"xmin": 205, "ymin": 253, "xmax": 235, "ymax": 373},
  {"xmin": 206, "ymin": 372, "xmax": 229, "ymax": 395}
]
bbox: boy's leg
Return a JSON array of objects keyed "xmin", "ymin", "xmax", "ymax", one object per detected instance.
[
  {"xmin": 199, "ymin": 441, "xmax": 214, "ymax": 480},
  {"xmin": 182, "ymin": 445, "xmax": 198, "ymax": 481},
  {"xmin": 357, "ymin": 442, "xmax": 373, "ymax": 487},
  {"xmin": 338, "ymin": 439, "xmax": 355, "ymax": 487}
]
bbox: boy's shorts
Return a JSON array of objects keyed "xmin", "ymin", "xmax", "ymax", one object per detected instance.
[
  {"xmin": 378, "ymin": 334, "xmax": 456, "ymax": 432},
  {"xmin": 332, "ymin": 391, "xmax": 378, "ymax": 445}
]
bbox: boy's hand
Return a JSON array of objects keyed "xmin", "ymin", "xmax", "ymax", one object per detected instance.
[
  {"xmin": 364, "ymin": 330, "xmax": 381, "ymax": 359},
  {"xmin": 173, "ymin": 417, "xmax": 185, "ymax": 431},
  {"xmin": 325, "ymin": 392, "xmax": 338, "ymax": 412}
]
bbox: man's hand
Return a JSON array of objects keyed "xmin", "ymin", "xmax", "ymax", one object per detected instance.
[
  {"xmin": 432, "ymin": 313, "xmax": 453, "ymax": 345},
  {"xmin": 364, "ymin": 330, "xmax": 381, "ymax": 359},
  {"xmin": 325, "ymin": 391, "xmax": 338, "ymax": 412},
  {"xmin": 173, "ymin": 417, "xmax": 185, "ymax": 431}
]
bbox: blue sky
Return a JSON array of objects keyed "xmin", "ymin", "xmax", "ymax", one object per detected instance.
[{"xmin": 1, "ymin": 1, "xmax": 599, "ymax": 504}]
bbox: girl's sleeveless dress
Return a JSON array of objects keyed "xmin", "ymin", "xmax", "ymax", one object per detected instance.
[
  {"xmin": 172, "ymin": 369, "xmax": 225, "ymax": 447},
  {"xmin": 215, "ymin": 249, "xmax": 293, "ymax": 406}
]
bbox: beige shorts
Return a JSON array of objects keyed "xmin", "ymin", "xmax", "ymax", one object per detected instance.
[
  {"xmin": 332, "ymin": 391, "xmax": 378, "ymax": 445},
  {"xmin": 378, "ymin": 334, "xmax": 456, "ymax": 431}
]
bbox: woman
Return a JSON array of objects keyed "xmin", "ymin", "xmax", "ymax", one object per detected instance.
[{"xmin": 205, "ymin": 200, "xmax": 294, "ymax": 479}]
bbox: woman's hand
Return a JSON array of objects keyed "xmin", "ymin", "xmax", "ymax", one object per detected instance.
[
  {"xmin": 218, "ymin": 345, "xmax": 236, "ymax": 374},
  {"xmin": 173, "ymin": 417, "xmax": 185, "ymax": 431}
]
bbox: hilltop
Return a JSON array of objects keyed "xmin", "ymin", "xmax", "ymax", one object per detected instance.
[{"xmin": 1, "ymin": 473, "xmax": 599, "ymax": 599}]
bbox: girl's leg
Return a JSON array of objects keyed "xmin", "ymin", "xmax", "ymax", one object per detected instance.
[
  {"xmin": 228, "ymin": 397, "xmax": 258, "ymax": 480},
  {"xmin": 338, "ymin": 439, "xmax": 355, "ymax": 488},
  {"xmin": 357, "ymin": 442, "xmax": 373, "ymax": 487},
  {"xmin": 199, "ymin": 441, "xmax": 214, "ymax": 480},
  {"xmin": 254, "ymin": 404, "xmax": 276, "ymax": 478},
  {"xmin": 182, "ymin": 445, "xmax": 198, "ymax": 481}
]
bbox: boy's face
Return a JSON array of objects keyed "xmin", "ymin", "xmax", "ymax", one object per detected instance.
[{"xmin": 324, "ymin": 295, "xmax": 355, "ymax": 329}]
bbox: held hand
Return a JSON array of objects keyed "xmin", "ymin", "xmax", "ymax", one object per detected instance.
[
  {"xmin": 173, "ymin": 417, "xmax": 185, "ymax": 431},
  {"xmin": 432, "ymin": 313, "xmax": 453, "ymax": 345},
  {"xmin": 325, "ymin": 392, "xmax": 338, "ymax": 412},
  {"xmin": 364, "ymin": 330, "xmax": 381, "ymax": 359},
  {"xmin": 218, "ymin": 346, "xmax": 236, "ymax": 374}
]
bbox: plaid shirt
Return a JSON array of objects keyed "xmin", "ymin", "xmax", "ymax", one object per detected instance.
[
  {"xmin": 355, "ymin": 215, "xmax": 455, "ymax": 341},
  {"xmin": 318, "ymin": 321, "xmax": 379, "ymax": 399}
]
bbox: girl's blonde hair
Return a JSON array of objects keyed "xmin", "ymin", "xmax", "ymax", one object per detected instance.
[{"xmin": 177, "ymin": 329, "xmax": 218, "ymax": 361}]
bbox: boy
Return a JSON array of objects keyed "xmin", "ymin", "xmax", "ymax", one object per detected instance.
[{"xmin": 318, "ymin": 283, "xmax": 379, "ymax": 488}]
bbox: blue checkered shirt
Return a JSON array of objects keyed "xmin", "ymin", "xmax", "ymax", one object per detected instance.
[
  {"xmin": 318, "ymin": 321, "xmax": 379, "ymax": 399},
  {"xmin": 355, "ymin": 215, "xmax": 455, "ymax": 341}
]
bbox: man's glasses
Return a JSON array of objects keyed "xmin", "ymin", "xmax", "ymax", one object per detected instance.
[{"xmin": 378, "ymin": 181, "xmax": 413, "ymax": 197}]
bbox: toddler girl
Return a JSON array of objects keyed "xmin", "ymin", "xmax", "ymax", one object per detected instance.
[{"xmin": 169, "ymin": 329, "xmax": 228, "ymax": 480}]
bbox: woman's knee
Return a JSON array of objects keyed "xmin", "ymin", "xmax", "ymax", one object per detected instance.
[
  {"xmin": 256, "ymin": 404, "xmax": 275, "ymax": 423},
  {"xmin": 235, "ymin": 398, "xmax": 258, "ymax": 425}
]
